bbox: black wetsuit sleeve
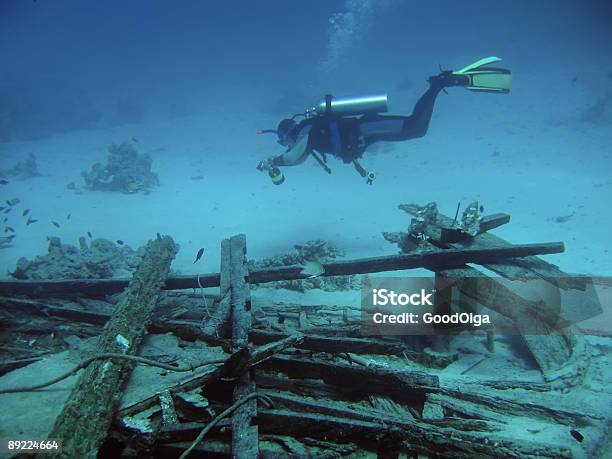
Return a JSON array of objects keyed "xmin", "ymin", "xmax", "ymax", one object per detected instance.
[
  {"xmin": 272, "ymin": 129, "xmax": 311, "ymax": 166},
  {"xmin": 358, "ymin": 84, "xmax": 444, "ymax": 145}
]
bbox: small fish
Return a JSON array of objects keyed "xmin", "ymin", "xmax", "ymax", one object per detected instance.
[
  {"xmin": 26, "ymin": 217, "xmax": 38, "ymax": 225},
  {"xmin": 0, "ymin": 207, "xmax": 4, "ymax": 211},
  {"xmin": 66, "ymin": 213, "xmax": 71, "ymax": 220},
  {"xmin": 2, "ymin": 217, "xmax": 7, "ymax": 223},
  {"xmin": 0, "ymin": 235, "xmax": 15, "ymax": 245},
  {"xmin": 116, "ymin": 239, "xmax": 124, "ymax": 245},
  {"xmin": 570, "ymin": 429, "xmax": 584, "ymax": 443},
  {"xmin": 22, "ymin": 209, "xmax": 30, "ymax": 217},
  {"xmin": 0, "ymin": 179, "xmax": 8, "ymax": 185},
  {"xmin": 52, "ymin": 221, "xmax": 60, "ymax": 228},
  {"xmin": 87, "ymin": 231, "xmax": 93, "ymax": 239},
  {"xmin": 555, "ymin": 212, "xmax": 575, "ymax": 224},
  {"xmin": 6, "ymin": 198, "xmax": 20, "ymax": 206},
  {"xmin": 193, "ymin": 247, "xmax": 205, "ymax": 264},
  {"xmin": 4, "ymin": 208, "xmax": 11, "ymax": 214},
  {"xmin": 132, "ymin": 137, "xmax": 139, "ymax": 143},
  {"xmin": 300, "ymin": 260, "xmax": 325, "ymax": 279},
  {"xmin": 4, "ymin": 227, "xmax": 15, "ymax": 233}
]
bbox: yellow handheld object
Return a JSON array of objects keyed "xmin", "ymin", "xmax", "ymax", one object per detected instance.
[{"xmin": 269, "ymin": 167, "xmax": 285, "ymax": 185}]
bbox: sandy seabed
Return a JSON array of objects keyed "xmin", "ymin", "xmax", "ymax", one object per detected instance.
[{"xmin": 1, "ymin": 81, "xmax": 611, "ymax": 280}]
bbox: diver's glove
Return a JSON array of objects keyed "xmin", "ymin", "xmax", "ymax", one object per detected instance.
[{"xmin": 428, "ymin": 70, "xmax": 469, "ymax": 89}]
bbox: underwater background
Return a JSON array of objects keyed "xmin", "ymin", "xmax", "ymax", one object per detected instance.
[
  {"xmin": 1, "ymin": 2, "xmax": 612, "ymax": 457},
  {"xmin": 1, "ymin": 0, "xmax": 612, "ymax": 277}
]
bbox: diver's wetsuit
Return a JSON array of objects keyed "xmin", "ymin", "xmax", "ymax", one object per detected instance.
[{"xmin": 275, "ymin": 82, "xmax": 444, "ymax": 166}]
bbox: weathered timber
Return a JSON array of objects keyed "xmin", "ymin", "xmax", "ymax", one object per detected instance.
[
  {"xmin": 436, "ymin": 386, "xmax": 602, "ymax": 427},
  {"xmin": 435, "ymin": 265, "xmax": 588, "ymax": 382},
  {"xmin": 255, "ymin": 372, "xmax": 350, "ymax": 401},
  {"xmin": 257, "ymin": 409, "xmax": 573, "ymax": 458},
  {"xmin": 0, "ymin": 242, "xmax": 564, "ymax": 298},
  {"xmin": 480, "ymin": 213, "xmax": 511, "ymax": 232},
  {"xmin": 49, "ymin": 234, "xmax": 178, "ymax": 459},
  {"xmin": 158, "ymin": 433, "xmax": 359, "ymax": 457},
  {"xmin": 440, "ymin": 213, "xmax": 511, "ymax": 243},
  {"xmin": 0, "ymin": 356, "xmax": 42, "ymax": 376},
  {"xmin": 257, "ymin": 355, "xmax": 438, "ymax": 403},
  {"xmin": 250, "ymin": 329, "xmax": 408, "ymax": 356},
  {"xmin": 398, "ymin": 203, "xmax": 590, "ymax": 382},
  {"xmin": 228, "ymin": 234, "xmax": 259, "ymax": 459},
  {"xmin": 200, "ymin": 238, "xmax": 231, "ymax": 339},
  {"xmin": 261, "ymin": 390, "xmax": 495, "ymax": 432},
  {"xmin": 0, "ymin": 296, "xmax": 110, "ymax": 325},
  {"xmin": 3, "ymin": 297, "xmax": 395, "ymax": 360},
  {"xmin": 116, "ymin": 335, "xmax": 301, "ymax": 419},
  {"xmin": 158, "ymin": 392, "xmax": 498, "ymax": 449},
  {"xmin": 156, "ymin": 439, "xmax": 339, "ymax": 458}
]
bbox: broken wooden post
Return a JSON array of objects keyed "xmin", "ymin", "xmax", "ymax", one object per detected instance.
[
  {"xmin": 200, "ymin": 238, "xmax": 231, "ymax": 340},
  {"xmin": 228, "ymin": 234, "xmax": 259, "ymax": 458},
  {"xmin": 49, "ymin": 234, "xmax": 178, "ymax": 458}
]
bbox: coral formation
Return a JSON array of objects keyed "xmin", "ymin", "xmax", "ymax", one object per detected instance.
[
  {"xmin": 248, "ymin": 239, "xmax": 357, "ymax": 292},
  {"xmin": 11, "ymin": 236, "xmax": 143, "ymax": 280},
  {"xmin": 383, "ymin": 202, "xmax": 439, "ymax": 253},
  {"xmin": 383, "ymin": 201, "xmax": 485, "ymax": 251},
  {"xmin": 0, "ymin": 153, "xmax": 40, "ymax": 180},
  {"xmin": 460, "ymin": 201, "xmax": 483, "ymax": 236},
  {"xmin": 81, "ymin": 142, "xmax": 158, "ymax": 194}
]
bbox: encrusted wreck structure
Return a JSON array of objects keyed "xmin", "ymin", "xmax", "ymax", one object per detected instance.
[{"xmin": 0, "ymin": 203, "xmax": 610, "ymax": 458}]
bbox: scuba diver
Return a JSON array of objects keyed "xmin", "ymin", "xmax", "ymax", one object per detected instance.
[{"xmin": 256, "ymin": 57, "xmax": 511, "ymax": 185}]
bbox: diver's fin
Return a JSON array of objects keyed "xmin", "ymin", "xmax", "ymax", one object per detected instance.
[
  {"xmin": 455, "ymin": 56, "xmax": 503, "ymax": 74},
  {"xmin": 453, "ymin": 56, "xmax": 511, "ymax": 94}
]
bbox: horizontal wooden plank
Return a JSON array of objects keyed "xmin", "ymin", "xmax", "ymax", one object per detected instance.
[{"xmin": 0, "ymin": 242, "xmax": 564, "ymax": 298}]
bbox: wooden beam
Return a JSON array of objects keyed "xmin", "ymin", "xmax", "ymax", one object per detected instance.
[
  {"xmin": 2, "ymin": 298, "xmax": 394, "ymax": 359},
  {"xmin": 116, "ymin": 335, "xmax": 301, "ymax": 419},
  {"xmin": 257, "ymin": 355, "xmax": 438, "ymax": 402},
  {"xmin": 200, "ymin": 238, "xmax": 231, "ymax": 340},
  {"xmin": 228, "ymin": 234, "xmax": 259, "ymax": 459},
  {"xmin": 256, "ymin": 409, "xmax": 572, "ymax": 458},
  {"xmin": 480, "ymin": 213, "xmax": 511, "ymax": 233},
  {"xmin": 440, "ymin": 213, "xmax": 511, "ymax": 243},
  {"xmin": 250, "ymin": 329, "xmax": 408, "ymax": 356},
  {"xmin": 48, "ymin": 234, "xmax": 178, "ymax": 458},
  {"xmin": 0, "ymin": 242, "xmax": 565, "ymax": 298}
]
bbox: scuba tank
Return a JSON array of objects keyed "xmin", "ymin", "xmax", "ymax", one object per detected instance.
[{"xmin": 305, "ymin": 93, "xmax": 388, "ymax": 118}]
